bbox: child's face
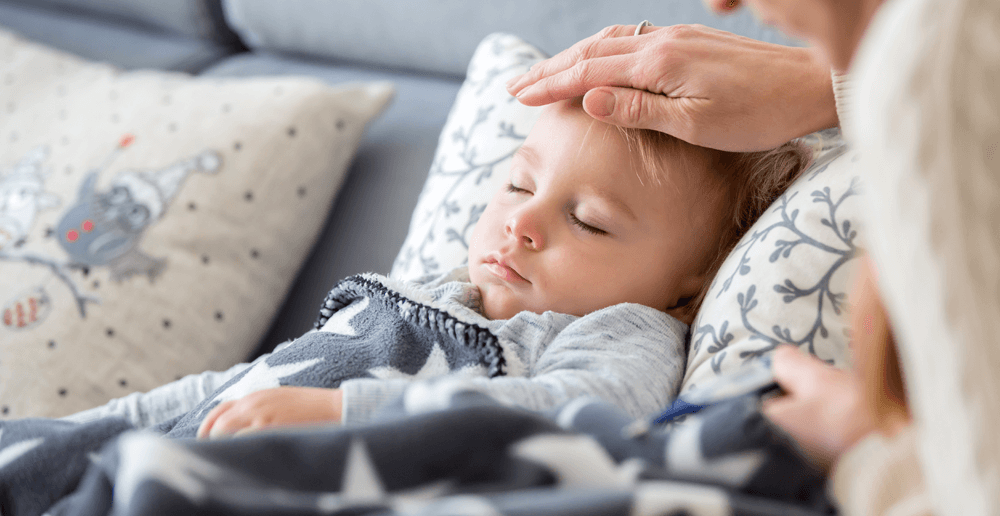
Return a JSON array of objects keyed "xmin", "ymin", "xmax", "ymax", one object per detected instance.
[{"xmin": 468, "ymin": 100, "xmax": 725, "ymax": 322}]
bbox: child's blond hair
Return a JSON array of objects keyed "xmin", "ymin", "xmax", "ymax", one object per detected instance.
[{"xmin": 619, "ymin": 128, "xmax": 812, "ymax": 321}]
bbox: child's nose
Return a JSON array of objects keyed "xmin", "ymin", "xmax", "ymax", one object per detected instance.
[{"xmin": 505, "ymin": 207, "xmax": 545, "ymax": 250}]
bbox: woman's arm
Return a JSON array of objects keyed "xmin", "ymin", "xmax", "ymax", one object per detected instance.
[{"xmin": 507, "ymin": 23, "xmax": 838, "ymax": 152}]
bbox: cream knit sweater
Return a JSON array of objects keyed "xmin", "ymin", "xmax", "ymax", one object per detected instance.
[{"xmin": 828, "ymin": 0, "xmax": 1000, "ymax": 514}]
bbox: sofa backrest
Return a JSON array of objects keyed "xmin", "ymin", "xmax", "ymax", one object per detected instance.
[
  {"xmin": 222, "ymin": 0, "xmax": 804, "ymax": 78},
  {"xmin": 6, "ymin": 0, "xmax": 236, "ymax": 42}
]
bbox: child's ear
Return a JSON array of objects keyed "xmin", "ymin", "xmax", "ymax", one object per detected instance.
[
  {"xmin": 665, "ymin": 302, "xmax": 696, "ymax": 326},
  {"xmin": 664, "ymin": 272, "xmax": 709, "ymax": 325}
]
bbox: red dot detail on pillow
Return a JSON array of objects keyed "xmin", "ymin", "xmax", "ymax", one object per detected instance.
[{"xmin": 66, "ymin": 230, "xmax": 79, "ymax": 242}]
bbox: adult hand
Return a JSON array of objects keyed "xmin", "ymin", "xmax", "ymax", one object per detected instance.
[
  {"xmin": 762, "ymin": 345, "xmax": 876, "ymax": 471},
  {"xmin": 197, "ymin": 387, "xmax": 343, "ymax": 439},
  {"xmin": 506, "ymin": 24, "xmax": 837, "ymax": 152}
]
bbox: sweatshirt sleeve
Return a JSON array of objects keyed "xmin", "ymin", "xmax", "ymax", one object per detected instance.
[
  {"xmin": 829, "ymin": 426, "xmax": 934, "ymax": 516},
  {"xmin": 59, "ymin": 354, "xmax": 267, "ymax": 428},
  {"xmin": 339, "ymin": 303, "xmax": 687, "ymax": 425}
]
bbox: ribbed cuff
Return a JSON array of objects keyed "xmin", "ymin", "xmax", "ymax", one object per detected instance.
[
  {"xmin": 831, "ymin": 70, "xmax": 854, "ymax": 142},
  {"xmin": 339, "ymin": 378, "xmax": 411, "ymax": 425}
]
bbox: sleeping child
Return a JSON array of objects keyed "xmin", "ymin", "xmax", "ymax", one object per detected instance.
[{"xmin": 52, "ymin": 96, "xmax": 811, "ymax": 440}]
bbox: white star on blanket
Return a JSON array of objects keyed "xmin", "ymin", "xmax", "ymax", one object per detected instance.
[
  {"xmin": 0, "ymin": 429, "xmax": 44, "ymax": 472},
  {"xmin": 319, "ymin": 296, "xmax": 369, "ymax": 336},
  {"xmin": 211, "ymin": 358, "xmax": 324, "ymax": 405}
]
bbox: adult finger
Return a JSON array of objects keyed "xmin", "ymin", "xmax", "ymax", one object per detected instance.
[
  {"xmin": 197, "ymin": 400, "xmax": 236, "ymax": 439},
  {"xmin": 702, "ymin": 0, "xmax": 743, "ymax": 15},
  {"xmin": 513, "ymin": 54, "xmax": 648, "ymax": 107},
  {"xmin": 507, "ymin": 24, "xmax": 659, "ymax": 97},
  {"xmin": 580, "ymin": 86, "xmax": 704, "ymax": 140},
  {"xmin": 770, "ymin": 345, "xmax": 826, "ymax": 396}
]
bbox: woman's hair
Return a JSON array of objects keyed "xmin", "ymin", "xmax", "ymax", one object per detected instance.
[{"xmin": 619, "ymin": 128, "xmax": 812, "ymax": 322}]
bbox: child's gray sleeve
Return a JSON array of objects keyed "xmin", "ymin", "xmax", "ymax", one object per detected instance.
[
  {"xmin": 339, "ymin": 304, "xmax": 687, "ymax": 424},
  {"xmin": 59, "ymin": 354, "xmax": 269, "ymax": 428}
]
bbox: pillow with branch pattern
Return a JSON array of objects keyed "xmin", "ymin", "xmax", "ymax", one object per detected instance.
[
  {"xmin": 680, "ymin": 130, "xmax": 863, "ymax": 393},
  {"xmin": 390, "ymin": 33, "xmax": 545, "ymax": 280}
]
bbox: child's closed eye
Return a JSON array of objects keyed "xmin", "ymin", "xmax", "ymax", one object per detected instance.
[
  {"xmin": 505, "ymin": 182, "xmax": 531, "ymax": 195},
  {"xmin": 570, "ymin": 213, "xmax": 607, "ymax": 236}
]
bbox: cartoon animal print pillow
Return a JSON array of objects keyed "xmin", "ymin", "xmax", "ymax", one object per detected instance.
[{"xmin": 0, "ymin": 30, "xmax": 394, "ymax": 418}]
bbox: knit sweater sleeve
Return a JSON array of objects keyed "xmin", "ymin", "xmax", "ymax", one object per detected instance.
[
  {"xmin": 831, "ymin": 70, "xmax": 854, "ymax": 141},
  {"xmin": 830, "ymin": 426, "xmax": 934, "ymax": 516},
  {"xmin": 339, "ymin": 303, "xmax": 688, "ymax": 425}
]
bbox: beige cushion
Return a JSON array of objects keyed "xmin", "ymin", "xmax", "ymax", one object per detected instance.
[{"xmin": 0, "ymin": 30, "xmax": 394, "ymax": 418}]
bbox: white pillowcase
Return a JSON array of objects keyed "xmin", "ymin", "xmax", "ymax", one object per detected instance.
[{"xmin": 683, "ymin": 132, "xmax": 861, "ymax": 392}]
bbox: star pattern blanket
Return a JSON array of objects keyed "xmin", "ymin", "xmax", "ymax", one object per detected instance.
[
  {"xmin": 0, "ymin": 387, "xmax": 836, "ymax": 516},
  {"xmin": 0, "ymin": 273, "xmax": 836, "ymax": 515},
  {"xmin": 157, "ymin": 273, "xmax": 506, "ymax": 438}
]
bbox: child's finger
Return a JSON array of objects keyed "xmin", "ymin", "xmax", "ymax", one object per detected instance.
[{"xmin": 197, "ymin": 400, "xmax": 236, "ymax": 439}]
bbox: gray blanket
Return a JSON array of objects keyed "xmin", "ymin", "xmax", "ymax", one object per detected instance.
[{"xmin": 0, "ymin": 274, "xmax": 836, "ymax": 515}]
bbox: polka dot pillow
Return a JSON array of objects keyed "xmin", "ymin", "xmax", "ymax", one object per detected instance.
[{"xmin": 0, "ymin": 30, "xmax": 394, "ymax": 418}]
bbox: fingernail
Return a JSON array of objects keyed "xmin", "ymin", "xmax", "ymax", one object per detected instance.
[
  {"xmin": 506, "ymin": 74, "xmax": 522, "ymax": 91},
  {"xmin": 590, "ymin": 90, "xmax": 616, "ymax": 117}
]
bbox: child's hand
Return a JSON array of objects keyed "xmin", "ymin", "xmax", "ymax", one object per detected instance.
[{"xmin": 197, "ymin": 387, "xmax": 343, "ymax": 439}]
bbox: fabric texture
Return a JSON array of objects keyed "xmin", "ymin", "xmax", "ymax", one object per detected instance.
[
  {"xmin": 831, "ymin": 427, "xmax": 932, "ymax": 516},
  {"xmin": 1, "ymin": 386, "xmax": 834, "ymax": 516},
  {"xmin": 0, "ymin": 1, "xmax": 237, "ymax": 73},
  {"xmin": 0, "ymin": 30, "xmax": 394, "ymax": 418},
  {"xmin": 221, "ymin": 0, "xmax": 803, "ymax": 78},
  {"xmin": 848, "ymin": 0, "xmax": 1000, "ymax": 513},
  {"xmin": 6, "ymin": 0, "xmax": 233, "ymax": 42},
  {"xmin": 682, "ymin": 129, "xmax": 859, "ymax": 392}
]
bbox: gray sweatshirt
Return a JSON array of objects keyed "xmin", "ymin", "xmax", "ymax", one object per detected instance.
[{"xmin": 64, "ymin": 267, "xmax": 688, "ymax": 428}]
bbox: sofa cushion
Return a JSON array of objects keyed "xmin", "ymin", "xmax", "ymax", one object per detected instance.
[
  {"xmin": 0, "ymin": 30, "xmax": 393, "ymax": 418},
  {"xmin": 221, "ymin": 0, "xmax": 803, "ymax": 78},
  {"xmin": 201, "ymin": 53, "xmax": 463, "ymax": 349},
  {"xmin": 0, "ymin": 1, "xmax": 236, "ymax": 72},
  {"xmin": 3, "ymin": 0, "xmax": 235, "ymax": 42}
]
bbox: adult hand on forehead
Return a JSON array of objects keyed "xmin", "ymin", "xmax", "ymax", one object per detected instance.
[{"xmin": 505, "ymin": 22, "xmax": 836, "ymax": 152}]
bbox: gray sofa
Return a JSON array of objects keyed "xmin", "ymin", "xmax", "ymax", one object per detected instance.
[{"xmin": 0, "ymin": 0, "xmax": 801, "ymax": 357}]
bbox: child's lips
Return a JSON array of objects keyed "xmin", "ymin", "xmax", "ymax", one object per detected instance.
[{"xmin": 484, "ymin": 257, "xmax": 530, "ymax": 284}]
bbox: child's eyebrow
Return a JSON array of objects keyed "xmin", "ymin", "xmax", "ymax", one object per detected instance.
[
  {"xmin": 593, "ymin": 189, "xmax": 637, "ymax": 222},
  {"xmin": 514, "ymin": 145, "xmax": 542, "ymax": 169},
  {"xmin": 517, "ymin": 144, "xmax": 638, "ymax": 222}
]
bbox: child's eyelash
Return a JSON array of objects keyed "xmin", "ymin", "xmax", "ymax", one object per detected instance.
[
  {"xmin": 505, "ymin": 182, "xmax": 529, "ymax": 194},
  {"xmin": 505, "ymin": 182, "xmax": 606, "ymax": 236},
  {"xmin": 570, "ymin": 214, "xmax": 607, "ymax": 236}
]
